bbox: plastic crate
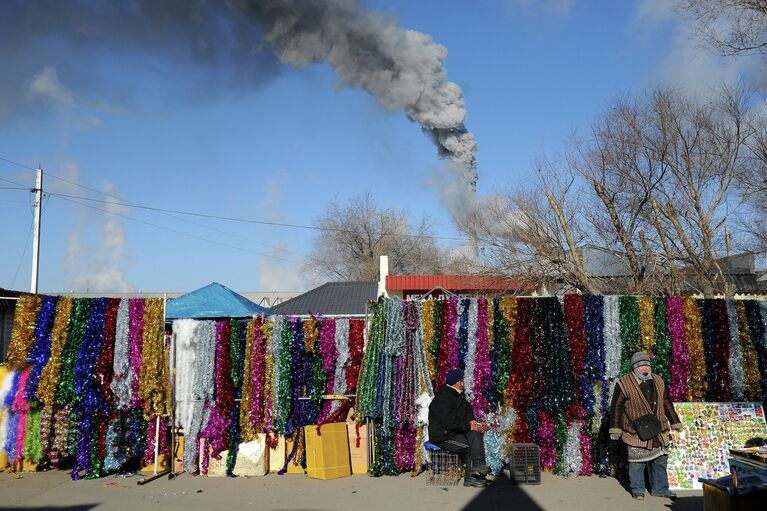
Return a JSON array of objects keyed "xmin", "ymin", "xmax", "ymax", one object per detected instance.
[
  {"xmin": 424, "ymin": 442, "xmax": 463, "ymax": 486},
  {"xmin": 509, "ymin": 443, "xmax": 541, "ymax": 484}
]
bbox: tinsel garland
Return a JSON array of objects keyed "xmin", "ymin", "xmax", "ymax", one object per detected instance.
[
  {"xmin": 97, "ymin": 298, "xmax": 120, "ymax": 414},
  {"xmin": 138, "ymin": 299, "xmax": 169, "ymax": 418},
  {"xmin": 445, "ymin": 299, "xmax": 459, "ymax": 376},
  {"xmin": 472, "ymin": 297, "xmax": 491, "ymax": 418},
  {"xmin": 110, "ymin": 299, "xmax": 131, "ymax": 410},
  {"xmin": 274, "ymin": 320, "xmax": 296, "ymax": 435},
  {"xmin": 25, "ymin": 295, "xmax": 58, "ymax": 401},
  {"xmin": 651, "ymin": 297, "xmax": 671, "ymax": 383},
  {"xmin": 399, "ymin": 302, "xmax": 419, "ymax": 427},
  {"xmin": 583, "ymin": 295, "xmax": 605, "ymax": 416},
  {"xmin": 457, "ymin": 299, "xmax": 469, "ymax": 374},
  {"xmin": 744, "ymin": 301, "xmax": 767, "ymax": 400},
  {"xmin": 603, "ymin": 296, "xmax": 621, "ymax": 382},
  {"xmin": 38, "ymin": 404, "xmax": 55, "ymax": 461},
  {"xmin": 0, "ymin": 367, "xmax": 13, "ymax": 452},
  {"xmin": 495, "ymin": 297, "xmax": 515, "ymax": 409},
  {"xmin": 50, "ymin": 406, "xmax": 70, "ymax": 469},
  {"xmin": 463, "ymin": 299, "xmax": 478, "ymax": 400},
  {"xmin": 266, "ymin": 316, "xmax": 281, "ymax": 434},
  {"xmin": 37, "ymin": 297, "xmax": 73, "ymax": 407},
  {"xmin": 331, "ymin": 319, "xmax": 350, "ymax": 414},
  {"xmin": 564, "ymin": 295, "xmax": 587, "ymax": 421},
  {"xmin": 357, "ymin": 300, "xmax": 384, "ymax": 419},
  {"xmin": 184, "ymin": 320, "xmax": 216, "ymax": 474},
  {"xmin": 240, "ymin": 319, "xmax": 256, "ymax": 441},
  {"xmin": 699, "ymin": 300, "xmax": 718, "ymax": 401},
  {"xmin": 736, "ymin": 302, "xmax": 761, "ymax": 401},
  {"xmin": 73, "ymin": 297, "xmax": 109, "ymax": 479},
  {"xmin": 5, "ymin": 294, "xmax": 42, "ymax": 369},
  {"xmin": 414, "ymin": 303, "xmax": 433, "ymax": 399},
  {"xmin": 421, "ymin": 301, "xmax": 437, "ymax": 381},
  {"xmin": 56, "ymin": 298, "xmax": 91, "ymax": 407},
  {"xmin": 619, "ymin": 296, "xmax": 641, "ymax": 376},
  {"xmin": 508, "ymin": 298, "xmax": 533, "ymax": 421},
  {"xmin": 227, "ymin": 319, "xmax": 246, "ymax": 476},
  {"xmin": 394, "ymin": 424, "xmax": 416, "ymax": 472},
  {"xmin": 128, "ymin": 298, "xmax": 145, "ymax": 409},
  {"xmin": 318, "ymin": 318, "xmax": 337, "ymax": 421},
  {"xmin": 12, "ymin": 369, "xmax": 31, "ymax": 463},
  {"xmin": 561, "ymin": 420, "xmax": 583, "ymax": 477},
  {"xmin": 347, "ymin": 319, "xmax": 366, "ymax": 397},
  {"xmin": 580, "ymin": 426, "xmax": 593, "ymax": 476},
  {"xmin": 285, "ymin": 318, "xmax": 305, "ymax": 435},
  {"xmin": 666, "ymin": 297, "xmax": 689, "ymax": 401},
  {"xmin": 385, "ymin": 298, "xmax": 405, "ymax": 357},
  {"xmin": 202, "ymin": 320, "xmax": 233, "ymax": 466},
  {"xmin": 539, "ymin": 298, "xmax": 576, "ymax": 416},
  {"xmin": 710, "ymin": 300, "xmax": 732, "ymax": 401},
  {"xmin": 537, "ymin": 410, "xmax": 556, "ymax": 470},
  {"xmin": 436, "ymin": 300, "xmax": 450, "ymax": 387},
  {"xmin": 250, "ymin": 317, "xmax": 268, "ymax": 433},
  {"xmin": 173, "ymin": 319, "xmax": 199, "ymax": 433},
  {"xmin": 484, "ymin": 406, "xmax": 516, "ymax": 475},
  {"xmin": 726, "ymin": 299, "xmax": 745, "ymax": 401},
  {"xmin": 638, "ymin": 296, "xmax": 655, "ymax": 356},
  {"xmin": 3, "ymin": 371, "xmax": 21, "ymax": 459},
  {"xmin": 553, "ymin": 414, "xmax": 567, "ymax": 475},
  {"xmin": 684, "ymin": 298, "xmax": 707, "ymax": 401}
]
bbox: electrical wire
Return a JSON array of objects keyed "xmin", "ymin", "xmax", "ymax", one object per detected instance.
[{"xmin": 53, "ymin": 194, "xmax": 307, "ymax": 265}]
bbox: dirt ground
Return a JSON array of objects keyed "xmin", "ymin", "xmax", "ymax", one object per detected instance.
[{"xmin": 1, "ymin": 469, "xmax": 704, "ymax": 511}]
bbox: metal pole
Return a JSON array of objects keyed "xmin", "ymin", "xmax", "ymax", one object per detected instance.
[{"xmin": 30, "ymin": 167, "xmax": 43, "ymax": 294}]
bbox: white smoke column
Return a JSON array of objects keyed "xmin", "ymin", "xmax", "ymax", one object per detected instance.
[{"xmin": 234, "ymin": 0, "xmax": 478, "ymax": 191}]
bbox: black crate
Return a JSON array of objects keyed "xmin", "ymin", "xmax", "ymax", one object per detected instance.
[{"xmin": 509, "ymin": 443, "xmax": 541, "ymax": 484}]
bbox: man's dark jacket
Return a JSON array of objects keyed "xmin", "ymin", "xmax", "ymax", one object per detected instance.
[{"xmin": 428, "ymin": 385, "xmax": 475, "ymax": 443}]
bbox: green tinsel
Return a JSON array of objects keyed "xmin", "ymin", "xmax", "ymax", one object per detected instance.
[
  {"xmin": 24, "ymin": 405, "xmax": 43, "ymax": 463},
  {"xmin": 369, "ymin": 420, "xmax": 384, "ymax": 476},
  {"xmin": 56, "ymin": 298, "xmax": 92, "ymax": 407},
  {"xmin": 619, "ymin": 296, "xmax": 641, "ymax": 375},
  {"xmin": 310, "ymin": 348, "xmax": 326, "ymax": 410},
  {"xmin": 652, "ymin": 297, "xmax": 671, "ymax": 381},
  {"xmin": 229, "ymin": 319, "xmax": 243, "ymax": 389},
  {"xmin": 428, "ymin": 301, "xmax": 442, "ymax": 375},
  {"xmin": 67, "ymin": 409, "xmax": 80, "ymax": 457},
  {"xmin": 553, "ymin": 414, "xmax": 568, "ymax": 475},
  {"xmin": 493, "ymin": 297, "xmax": 510, "ymax": 405},
  {"xmin": 357, "ymin": 299, "xmax": 385, "ymax": 418},
  {"xmin": 276, "ymin": 318, "xmax": 294, "ymax": 434},
  {"xmin": 87, "ymin": 416, "xmax": 105, "ymax": 479}
]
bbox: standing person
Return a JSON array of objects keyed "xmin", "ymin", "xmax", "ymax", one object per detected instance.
[
  {"xmin": 609, "ymin": 351, "xmax": 683, "ymax": 500},
  {"xmin": 428, "ymin": 369, "xmax": 490, "ymax": 487}
]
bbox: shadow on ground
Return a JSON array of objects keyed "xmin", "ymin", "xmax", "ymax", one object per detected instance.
[
  {"xmin": 460, "ymin": 473, "xmax": 543, "ymax": 511},
  {"xmin": 666, "ymin": 497, "xmax": 704, "ymax": 511},
  {"xmin": 5, "ymin": 506, "xmax": 99, "ymax": 511}
]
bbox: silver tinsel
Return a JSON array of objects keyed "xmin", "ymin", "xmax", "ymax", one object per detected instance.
[
  {"xmin": 331, "ymin": 318, "xmax": 350, "ymax": 413},
  {"xmin": 415, "ymin": 301, "xmax": 433, "ymax": 398},
  {"xmin": 562, "ymin": 421, "xmax": 583, "ymax": 478},
  {"xmin": 727, "ymin": 299, "xmax": 745, "ymax": 401},
  {"xmin": 183, "ymin": 319, "xmax": 216, "ymax": 474},
  {"xmin": 384, "ymin": 297, "xmax": 404, "ymax": 356},
  {"xmin": 483, "ymin": 406, "xmax": 517, "ymax": 475},
  {"xmin": 173, "ymin": 319, "xmax": 199, "ymax": 431},
  {"xmin": 463, "ymin": 298, "xmax": 479, "ymax": 401},
  {"xmin": 603, "ymin": 296, "xmax": 621, "ymax": 381},
  {"xmin": 110, "ymin": 299, "xmax": 131, "ymax": 409}
]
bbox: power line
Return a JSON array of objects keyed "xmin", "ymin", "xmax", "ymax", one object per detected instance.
[
  {"xmin": 0, "ymin": 186, "xmax": 28, "ymax": 190},
  {"xmin": 46, "ymin": 191, "xmax": 471, "ymax": 242},
  {"xmin": 0, "ymin": 175, "xmax": 28, "ymax": 188},
  {"xmin": 53, "ymin": 194, "xmax": 307, "ymax": 265}
]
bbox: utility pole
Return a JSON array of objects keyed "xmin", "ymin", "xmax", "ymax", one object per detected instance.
[{"xmin": 30, "ymin": 166, "xmax": 43, "ymax": 294}]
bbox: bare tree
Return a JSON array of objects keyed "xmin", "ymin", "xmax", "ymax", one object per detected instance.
[
  {"xmin": 458, "ymin": 88, "xmax": 755, "ymax": 297},
  {"xmin": 680, "ymin": 0, "xmax": 767, "ymax": 56},
  {"xmin": 305, "ymin": 192, "xmax": 445, "ymax": 282}
]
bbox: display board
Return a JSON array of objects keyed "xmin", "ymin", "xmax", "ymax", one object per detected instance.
[{"xmin": 667, "ymin": 402, "xmax": 767, "ymax": 490}]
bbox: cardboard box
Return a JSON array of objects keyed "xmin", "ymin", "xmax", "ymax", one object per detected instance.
[
  {"xmin": 305, "ymin": 422, "xmax": 351, "ymax": 480},
  {"xmin": 346, "ymin": 421, "xmax": 368, "ymax": 475},
  {"xmin": 200, "ymin": 436, "xmax": 269, "ymax": 477},
  {"xmin": 268, "ymin": 435, "xmax": 286, "ymax": 473}
]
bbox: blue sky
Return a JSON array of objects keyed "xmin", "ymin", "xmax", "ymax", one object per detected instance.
[{"xmin": 0, "ymin": 0, "xmax": 754, "ymax": 294}]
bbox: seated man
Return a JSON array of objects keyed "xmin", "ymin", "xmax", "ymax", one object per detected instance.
[{"xmin": 428, "ymin": 369, "xmax": 490, "ymax": 487}]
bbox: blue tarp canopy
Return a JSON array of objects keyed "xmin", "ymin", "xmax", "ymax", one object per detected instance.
[{"xmin": 165, "ymin": 282, "xmax": 270, "ymax": 319}]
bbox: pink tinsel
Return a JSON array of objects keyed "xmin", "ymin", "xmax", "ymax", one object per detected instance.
[
  {"xmin": 579, "ymin": 429, "xmax": 592, "ymax": 476},
  {"xmin": 472, "ymin": 297, "xmax": 491, "ymax": 418},
  {"xmin": 318, "ymin": 319, "xmax": 337, "ymax": 420},
  {"xmin": 666, "ymin": 296, "xmax": 689, "ymax": 401},
  {"xmin": 12, "ymin": 368, "xmax": 31, "ymax": 462},
  {"xmin": 538, "ymin": 410, "xmax": 557, "ymax": 469},
  {"xmin": 394, "ymin": 424, "xmax": 417, "ymax": 472},
  {"xmin": 128, "ymin": 298, "xmax": 145, "ymax": 408},
  {"xmin": 446, "ymin": 298, "xmax": 459, "ymax": 371}
]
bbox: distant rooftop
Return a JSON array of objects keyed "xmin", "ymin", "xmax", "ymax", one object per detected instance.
[{"xmin": 270, "ymin": 281, "xmax": 378, "ymax": 317}]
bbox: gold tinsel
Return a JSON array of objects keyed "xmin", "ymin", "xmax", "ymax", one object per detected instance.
[
  {"xmin": 240, "ymin": 320, "xmax": 256, "ymax": 441},
  {"xmin": 638, "ymin": 296, "xmax": 655, "ymax": 356},
  {"xmin": 421, "ymin": 300, "xmax": 436, "ymax": 381},
  {"xmin": 292, "ymin": 427, "xmax": 305, "ymax": 469},
  {"xmin": 736, "ymin": 301, "xmax": 762, "ymax": 401},
  {"xmin": 684, "ymin": 297, "xmax": 706, "ymax": 401},
  {"xmin": 262, "ymin": 320, "xmax": 274, "ymax": 433},
  {"xmin": 412, "ymin": 425, "xmax": 424, "ymax": 476},
  {"xmin": 139, "ymin": 298, "xmax": 170, "ymax": 418},
  {"xmin": 303, "ymin": 319, "xmax": 319, "ymax": 352},
  {"xmin": 37, "ymin": 297, "xmax": 73, "ymax": 406},
  {"xmin": 5, "ymin": 294, "xmax": 42, "ymax": 368}
]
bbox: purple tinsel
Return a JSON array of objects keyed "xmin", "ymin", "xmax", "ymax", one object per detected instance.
[
  {"xmin": 25, "ymin": 295, "xmax": 58, "ymax": 401},
  {"xmin": 666, "ymin": 296, "xmax": 689, "ymax": 401}
]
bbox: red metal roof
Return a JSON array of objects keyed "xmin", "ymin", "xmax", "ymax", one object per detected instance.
[{"xmin": 386, "ymin": 274, "xmax": 531, "ymax": 292}]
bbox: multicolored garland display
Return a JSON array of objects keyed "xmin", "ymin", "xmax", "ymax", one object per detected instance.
[{"xmin": 357, "ymin": 295, "xmax": 767, "ymax": 477}]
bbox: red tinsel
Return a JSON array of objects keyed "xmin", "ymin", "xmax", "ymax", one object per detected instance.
[
  {"xmin": 508, "ymin": 298, "xmax": 533, "ymax": 408},
  {"xmin": 97, "ymin": 298, "xmax": 120, "ymax": 411}
]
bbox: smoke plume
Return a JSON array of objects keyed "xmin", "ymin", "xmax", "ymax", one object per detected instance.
[{"xmin": 2, "ymin": 0, "xmax": 478, "ymax": 193}]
